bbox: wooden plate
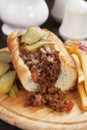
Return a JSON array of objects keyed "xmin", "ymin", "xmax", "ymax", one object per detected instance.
[{"xmin": 0, "ymin": 48, "xmax": 87, "ymax": 130}]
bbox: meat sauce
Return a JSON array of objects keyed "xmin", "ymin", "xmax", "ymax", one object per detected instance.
[{"xmin": 19, "ymin": 43, "xmax": 74, "ymax": 112}]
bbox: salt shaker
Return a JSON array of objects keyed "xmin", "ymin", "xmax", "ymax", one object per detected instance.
[
  {"xmin": 51, "ymin": 0, "xmax": 69, "ymax": 22},
  {"xmin": 59, "ymin": 0, "xmax": 87, "ymax": 40}
]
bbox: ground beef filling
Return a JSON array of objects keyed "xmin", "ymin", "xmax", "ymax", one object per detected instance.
[
  {"xmin": 19, "ymin": 44, "xmax": 74, "ymax": 112},
  {"xmin": 25, "ymin": 84, "xmax": 73, "ymax": 112},
  {"xmin": 20, "ymin": 44, "xmax": 60, "ymax": 84}
]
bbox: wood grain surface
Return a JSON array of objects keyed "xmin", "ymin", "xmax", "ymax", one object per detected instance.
[
  {"xmin": 0, "ymin": 48, "xmax": 87, "ymax": 130},
  {"xmin": 0, "ymin": 86, "xmax": 87, "ymax": 130}
]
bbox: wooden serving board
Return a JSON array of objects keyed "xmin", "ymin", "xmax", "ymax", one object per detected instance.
[{"xmin": 0, "ymin": 48, "xmax": 87, "ymax": 130}]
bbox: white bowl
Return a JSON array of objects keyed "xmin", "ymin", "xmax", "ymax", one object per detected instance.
[{"xmin": 0, "ymin": 0, "xmax": 49, "ymax": 35}]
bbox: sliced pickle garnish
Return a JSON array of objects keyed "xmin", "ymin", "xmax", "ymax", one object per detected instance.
[
  {"xmin": 17, "ymin": 31, "xmax": 25, "ymax": 37},
  {"xmin": 0, "ymin": 70, "xmax": 16, "ymax": 94},
  {"xmin": 8, "ymin": 82, "xmax": 19, "ymax": 98},
  {"xmin": 21, "ymin": 28, "xmax": 46, "ymax": 45},
  {"xmin": 0, "ymin": 51, "xmax": 11, "ymax": 63},
  {"xmin": 0, "ymin": 62, "xmax": 10, "ymax": 76},
  {"xmin": 24, "ymin": 40, "xmax": 55, "ymax": 52}
]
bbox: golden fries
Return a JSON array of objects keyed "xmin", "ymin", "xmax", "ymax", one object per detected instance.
[
  {"xmin": 65, "ymin": 40, "xmax": 80, "ymax": 58},
  {"xmin": 65, "ymin": 40, "xmax": 87, "ymax": 111},
  {"xmin": 79, "ymin": 51, "xmax": 87, "ymax": 94},
  {"xmin": 77, "ymin": 83, "xmax": 87, "ymax": 111},
  {"xmin": 71, "ymin": 54, "xmax": 84, "ymax": 83}
]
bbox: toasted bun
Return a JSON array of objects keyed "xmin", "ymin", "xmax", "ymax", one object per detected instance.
[{"xmin": 7, "ymin": 28, "xmax": 77, "ymax": 92}]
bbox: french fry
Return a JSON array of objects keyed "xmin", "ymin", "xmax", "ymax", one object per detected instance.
[
  {"xmin": 77, "ymin": 83, "xmax": 87, "ymax": 111},
  {"xmin": 65, "ymin": 40, "xmax": 87, "ymax": 111},
  {"xmin": 79, "ymin": 50, "xmax": 87, "ymax": 94},
  {"xmin": 72, "ymin": 53, "xmax": 87, "ymax": 110},
  {"xmin": 65, "ymin": 40, "xmax": 81, "ymax": 58},
  {"xmin": 71, "ymin": 54, "xmax": 84, "ymax": 83}
]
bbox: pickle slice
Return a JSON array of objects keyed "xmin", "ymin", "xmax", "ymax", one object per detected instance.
[
  {"xmin": 24, "ymin": 40, "xmax": 55, "ymax": 52},
  {"xmin": 0, "ymin": 51, "xmax": 11, "ymax": 63},
  {"xmin": 0, "ymin": 70, "xmax": 16, "ymax": 94},
  {"xmin": 21, "ymin": 28, "xmax": 45, "ymax": 44},
  {"xmin": 17, "ymin": 31, "xmax": 25, "ymax": 37},
  {"xmin": 0, "ymin": 62, "xmax": 10, "ymax": 76},
  {"xmin": 8, "ymin": 83, "xmax": 19, "ymax": 98}
]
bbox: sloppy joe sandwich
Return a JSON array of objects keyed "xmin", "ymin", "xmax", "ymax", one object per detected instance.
[{"xmin": 7, "ymin": 28, "xmax": 77, "ymax": 112}]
